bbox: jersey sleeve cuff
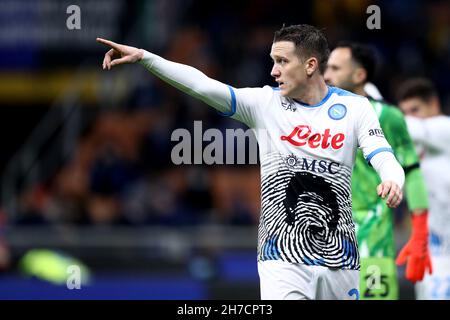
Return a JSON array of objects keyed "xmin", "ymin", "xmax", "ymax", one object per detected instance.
[
  {"xmin": 365, "ymin": 147, "xmax": 394, "ymax": 165},
  {"xmin": 217, "ymin": 85, "xmax": 237, "ymax": 117}
]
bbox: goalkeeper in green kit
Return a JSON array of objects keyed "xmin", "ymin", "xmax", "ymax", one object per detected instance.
[{"xmin": 324, "ymin": 42, "xmax": 432, "ymax": 299}]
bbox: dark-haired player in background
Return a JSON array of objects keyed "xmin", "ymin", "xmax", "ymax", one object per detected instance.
[
  {"xmin": 397, "ymin": 78, "xmax": 450, "ymax": 300},
  {"xmin": 325, "ymin": 42, "xmax": 431, "ymax": 300}
]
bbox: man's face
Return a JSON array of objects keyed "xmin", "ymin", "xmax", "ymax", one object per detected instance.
[
  {"xmin": 270, "ymin": 41, "xmax": 306, "ymax": 98},
  {"xmin": 324, "ymin": 47, "xmax": 357, "ymax": 91},
  {"xmin": 399, "ymin": 97, "xmax": 437, "ymax": 118}
]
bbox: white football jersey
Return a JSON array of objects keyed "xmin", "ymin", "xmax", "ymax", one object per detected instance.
[
  {"xmin": 228, "ymin": 85, "xmax": 393, "ymax": 270},
  {"xmin": 405, "ymin": 115, "xmax": 450, "ymax": 247},
  {"xmin": 140, "ymin": 52, "xmax": 397, "ymax": 271}
]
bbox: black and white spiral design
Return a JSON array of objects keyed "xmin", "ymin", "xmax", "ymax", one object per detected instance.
[{"xmin": 258, "ymin": 153, "xmax": 359, "ymax": 270}]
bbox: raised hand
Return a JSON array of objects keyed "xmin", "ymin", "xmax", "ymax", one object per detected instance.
[{"xmin": 96, "ymin": 38, "xmax": 144, "ymax": 70}]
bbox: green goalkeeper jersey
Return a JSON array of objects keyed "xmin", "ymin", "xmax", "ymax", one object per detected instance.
[{"xmin": 352, "ymin": 98, "xmax": 429, "ymax": 258}]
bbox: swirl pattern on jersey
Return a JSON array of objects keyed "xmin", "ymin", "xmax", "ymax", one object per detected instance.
[{"xmin": 258, "ymin": 152, "xmax": 359, "ymax": 270}]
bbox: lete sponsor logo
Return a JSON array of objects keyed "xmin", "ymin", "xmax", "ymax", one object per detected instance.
[{"xmin": 281, "ymin": 125, "xmax": 345, "ymax": 149}]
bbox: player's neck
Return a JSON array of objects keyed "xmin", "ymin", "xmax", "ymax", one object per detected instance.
[
  {"xmin": 293, "ymin": 78, "xmax": 329, "ymax": 106},
  {"xmin": 353, "ymin": 85, "xmax": 367, "ymax": 97}
]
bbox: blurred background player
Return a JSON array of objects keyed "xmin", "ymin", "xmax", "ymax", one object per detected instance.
[
  {"xmin": 397, "ymin": 78, "xmax": 450, "ymax": 300},
  {"xmin": 324, "ymin": 42, "xmax": 431, "ymax": 300}
]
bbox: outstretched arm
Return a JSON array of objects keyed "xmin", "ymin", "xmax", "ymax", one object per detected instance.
[{"xmin": 96, "ymin": 38, "xmax": 235, "ymax": 115}]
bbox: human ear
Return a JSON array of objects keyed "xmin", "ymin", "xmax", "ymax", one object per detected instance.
[
  {"xmin": 353, "ymin": 67, "xmax": 367, "ymax": 85},
  {"xmin": 305, "ymin": 57, "xmax": 318, "ymax": 76}
]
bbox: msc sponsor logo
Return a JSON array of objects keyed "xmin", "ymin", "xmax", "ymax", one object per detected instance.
[
  {"xmin": 281, "ymin": 125, "xmax": 345, "ymax": 149},
  {"xmin": 368, "ymin": 128, "xmax": 385, "ymax": 137},
  {"xmin": 284, "ymin": 154, "xmax": 340, "ymax": 174}
]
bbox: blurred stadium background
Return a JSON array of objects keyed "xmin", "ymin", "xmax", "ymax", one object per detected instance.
[{"xmin": 0, "ymin": 0, "xmax": 448, "ymax": 299}]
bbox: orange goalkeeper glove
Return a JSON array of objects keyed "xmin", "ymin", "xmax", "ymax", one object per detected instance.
[{"xmin": 396, "ymin": 212, "xmax": 433, "ymax": 283}]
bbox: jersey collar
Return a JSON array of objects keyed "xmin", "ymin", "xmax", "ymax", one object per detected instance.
[{"xmin": 293, "ymin": 86, "xmax": 334, "ymax": 108}]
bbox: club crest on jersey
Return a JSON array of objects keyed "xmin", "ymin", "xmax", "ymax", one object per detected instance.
[
  {"xmin": 328, "ymin": 104, "xmax": 347, "ymax": 120},
  {"xmin": 281, "ymin": 100, "xmax": 297, "ymax": 112}
]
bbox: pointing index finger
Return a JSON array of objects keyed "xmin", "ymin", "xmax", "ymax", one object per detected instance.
[{"xmin": 96, "ymin": 38, "xmax": 120, "ymax": 50}]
